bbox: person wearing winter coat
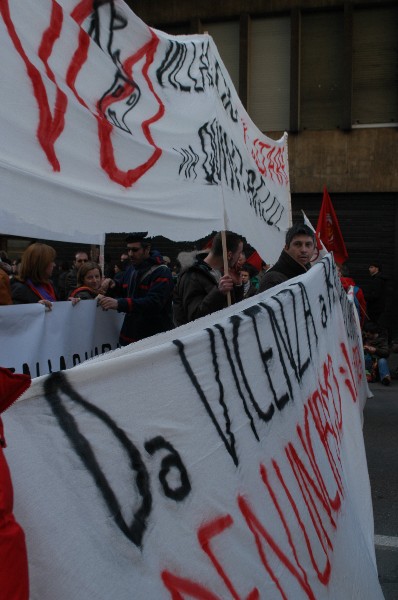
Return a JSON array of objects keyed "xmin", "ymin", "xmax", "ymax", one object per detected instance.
[
  {"xmin": 363, "ymin": 321, "xmax": 391, "ymax": 385},
  {"xmin": 97, "ymin": 233, "xmax": 174, "ymax": 345},
  {"xmin": 173, "ymin": 231, "xmax": 244, "ymax": 327},
  {"xmin": 338, "ymin": 263, "xmax": 367, "ymax": 328},
  {"xmin": 365, "ymin": 262, "xmax": 388, "ymax": 326},
  {"xmin": 11, "ymin": 243, "xmax": 57, "ymax": 309},
  {"xmin": 259, "ymin": 223, "xmax": 315, "ymax": 292}
]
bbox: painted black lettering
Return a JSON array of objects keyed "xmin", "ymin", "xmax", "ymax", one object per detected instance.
[
  {"xmin": 229, "ymin": 315, "xmax": 275, "ymax": 422},
  {"xmin": 173, "ymin": 337, "xmax": 238, "ymax": 466},
  {"xmin": 43, "ymin": 372, "xmax": 152, "ymax": 548},
  {"xmin": 145, "ymin": 436, "xmax": 191, "ymax": 501},
  {"xmin": 243, "ymin": 304, "xmax": 288, "ymax": 412}
]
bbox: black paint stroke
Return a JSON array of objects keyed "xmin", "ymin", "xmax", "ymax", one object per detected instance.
[
  {"xmin": 176, "ymin": 119, "xmax": 284, "ymax": 229},
  {"xmin": 44, "ymin": 371, "xmax": 152, "ymax": 548},
  {"xmin": 145, "ymin": 436, "xmax": 191, "ymax": 501},
  {"xmin": 212, "ymin": 324, "xmax": 260, "ymax": 440},
  {"xmin": 173, "ymin": 337, "xmax": 238, "ymax": 466}
]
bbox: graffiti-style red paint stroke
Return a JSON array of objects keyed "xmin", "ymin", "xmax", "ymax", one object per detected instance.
[
  {"xmin": 160, "ymin": 350, "xmax": 358, "ymax": 598},
  {"xmin": 303, "ymin": 402, "xmax": 343, "ymax": 510},
  {"xmin": 261, "ymin": 463, "xmax": 315, "ymax": 590},
  {"xmin": 339, "ymin": 342, "xmax": 358, "ymax": 402},
  {"xmin": 70, "ymin": 0, "xmax": 164, "ymax": 187},
  {"xmin": 161, "ymin": 570, "xmax": 221, "ymax": 600},
  {"xmin": 238, "ymin": 495, "xmax": 317, "ymax": 600},
  {"xmin": 240, "ymin": 118, "xmax": 289, "ymax": 186},
  {"xmin": 96, "ymin": 31, "xmax": 164, "ymax": 187},
  {"xmin": 198, "ymin": 515, "xmax": 259, "ymax": 600},
  {"xmin": 251, "ymin": 139, "xmax": 289, "ymax": 186},
  {"xmin": 0, "ymin": 0, "xmax": 66, "ymax": 171}
]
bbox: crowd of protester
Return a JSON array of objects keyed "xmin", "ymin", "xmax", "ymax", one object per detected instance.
[{"xmin": 0, "ymin": 227, "xmax": 396, "ymax": 383}]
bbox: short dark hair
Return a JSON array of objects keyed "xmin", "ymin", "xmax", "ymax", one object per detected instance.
[
  {"xmin": 125, "ymin": 232, "xmax": 151, "ymax": 248},
  {"xmin": 241, "ymin": 263, "xmax": 258, "ymax": 277},
  {"xmin": 285, "ymin": 223, "xmax": 315, "ymax": 248},
  {"xmin": 211, "ymin": 231, "xmax": 242, "ymax": 257},
  {"xmin": 363, "ymin": 321, "xmax": 380, "ymax": 335},
  {"xmin": 369, "ymin": 262, "xmax": 382, "ymax": 271}
]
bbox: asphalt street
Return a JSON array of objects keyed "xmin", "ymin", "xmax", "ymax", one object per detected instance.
[{"xmin": 363, "ymin": 375, "xmax": 398, "ymax": 600}]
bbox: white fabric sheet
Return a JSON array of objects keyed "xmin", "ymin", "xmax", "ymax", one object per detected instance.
[
  {"xmin": 3, "ymin": 256, "xmax": 382, "ymax": 599},
  {"xmin": 0, "ymin": 0, "xmax": 289, "ymax": 260}
]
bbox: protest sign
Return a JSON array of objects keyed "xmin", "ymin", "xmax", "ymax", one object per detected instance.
[
  {"xmin": 3, "ymin": 256, "xmax": 382, "ymax": 599},
  {"xmin": 0, "ymin": 301, "xmax": 123, "ymax": 377},
  {"xmin": 0, "ymin": 0, "xmax": 289, "ymax": 262}
]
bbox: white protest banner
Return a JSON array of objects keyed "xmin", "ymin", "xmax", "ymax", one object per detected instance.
[
  {"xmin": 0, "ymin": 301, "xmax": 123, "ymax": 377},
  {"xmin": 3, "ymin": 256, "xmax": 382, "ymax": 599},
  {"xmin": 0, "ymin": 0, "xmax": 289, "ymax": 262}
]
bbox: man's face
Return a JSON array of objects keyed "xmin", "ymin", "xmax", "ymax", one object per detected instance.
[
  {"xmin": 285, "ymin": 235, "xmax": 315, "ymax": 266},
  {"xmin": 74, "ymin": 252, "xmax": 88, "ymax": 269},
  {"xmin": 228, "ymin": 242, "xmax": 244, "ymax": 269},
  {"xmin": 127, "ymin": 242, "xmax": 150, "ymax": 266},
  {"xmin": 369, "ymin": 265, "xmax": 378, "ymax": 276},
  {"xmin": 241, "ymin": 270, "xmax": 250, "ymax": 284}
]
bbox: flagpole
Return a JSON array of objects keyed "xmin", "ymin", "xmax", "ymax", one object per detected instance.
[
  {"xmin": 221, "ymin": 230, "xmax": 231, "ymax": 306},
  {"xmin": 285, "ymin": 132, "xmax": 293, "ymax": 227},
  {"xmin": 206, "ymin": 29, "xmax": 232, "ymax": 307}
]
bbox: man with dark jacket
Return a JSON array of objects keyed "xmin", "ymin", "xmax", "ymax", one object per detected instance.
[
  {"xmin": 97, "ymin": 233, "xmax": 174, "ymax": 345},
  {"xmin": 259, "ymin": 223, "xmax": 315, "ymax": 292},
  {"xmin": 365, "ymin": 262, "xmax": 387, "ymax": 327},
  {"xmin": 173, "ymin": 231, "xmax": 244, "ymax": 326}
]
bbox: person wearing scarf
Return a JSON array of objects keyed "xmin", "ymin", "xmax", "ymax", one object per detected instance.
[
  {"xmin": 68, "ymin": 261, "xmax": 113, "ymax": 300},
  {"xmin": 11, "ymin": 243, "xmax": 57, "ymax": 309}
]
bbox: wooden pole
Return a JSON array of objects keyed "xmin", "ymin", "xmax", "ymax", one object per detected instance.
[{"xmin": 221, "ymin": 230, "xmax": 231, "ymax": 307}]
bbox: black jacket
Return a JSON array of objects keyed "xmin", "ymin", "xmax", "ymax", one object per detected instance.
[
  {"xmin": 173, "ymin": 259, "xmax": 243, "ymax": 326},
  {"xmin": 365, "ymin": 272, "xmax": 387, "ymax": 323},
  {"xmin": 258, "ymin": 250, "xmax": 309, "ymax": 292}
]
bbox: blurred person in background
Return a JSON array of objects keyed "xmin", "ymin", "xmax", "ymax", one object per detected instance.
[{"xmin": 11, "ymin": 243, "xmax": 57, "ymax": 309}]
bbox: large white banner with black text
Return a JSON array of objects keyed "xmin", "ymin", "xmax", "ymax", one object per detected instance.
[
  {"xmin": 0, "ymin": 0, "xmax": 289, "ymax": 262},
  {"xmin": 3, "ymin": 257, "xmax": 382, "ymax": 599}
]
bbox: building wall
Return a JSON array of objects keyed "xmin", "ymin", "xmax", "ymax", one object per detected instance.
[
  {"xmin": 288, "ymin": 129, "xmax": 398, "ymax": 193},
  {"xmin": 128, "ymin": 0, "xmax": 398, "ymax": 193}
]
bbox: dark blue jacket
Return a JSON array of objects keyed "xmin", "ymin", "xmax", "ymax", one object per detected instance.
[{"xmin": 115, "ymin": 253, "xmax": 174, "ymax": 345}]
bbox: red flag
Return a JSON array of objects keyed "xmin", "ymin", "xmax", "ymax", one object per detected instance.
[
  {"xmin": 0, "ymin": 367, "xmax": 31, "ymax": 415},
  {"xmin": 246, "ymin": 250, "xmax": 263, "ymax": 271},
  {"xmin": 315, "ymin": 187, "xmax": 348, "ymax": 264}
]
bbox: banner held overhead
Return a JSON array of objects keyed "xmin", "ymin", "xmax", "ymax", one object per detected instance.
[{"xmin": 0, "ymin": 0, "xmax": 289, "ymax": 261}]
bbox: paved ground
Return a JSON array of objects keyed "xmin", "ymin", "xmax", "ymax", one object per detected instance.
[{"xmin": 363, "ymin": 373, "xmax": 398, "ymax": 599}]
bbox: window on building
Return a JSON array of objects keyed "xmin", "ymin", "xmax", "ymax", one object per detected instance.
[
  {"xmin": 300, "ymin": 10, "xmax": 345, "ymax": 130},
  {"xmin": 248, "ymin": 16, "xmax": 291, "ymax": 132},
  {"xmin": 204, "ymin": 21, "xmax": 240, "ymax": 93},
  {"xmin": 352, "ymin": 7, "xmax": 398, "ymax": 126}
]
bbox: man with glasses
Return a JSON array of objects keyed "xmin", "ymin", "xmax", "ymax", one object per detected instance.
[
  {"xmin": 98, "ymin": 232, "xmax": 174, "ymax": 345},
  {"xmin": 64, "ymin": 250, "xmax": 89, "ymax": 299}
]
